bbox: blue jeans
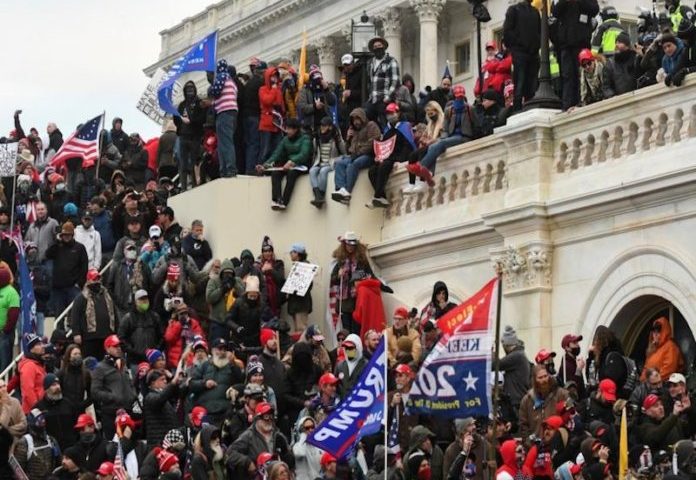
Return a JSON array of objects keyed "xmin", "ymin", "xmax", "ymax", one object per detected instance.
[
  {"xmin": 243, "ymin": 116, "xmax": 261, "ymax": 174},
  {"xmin": 309, "ymin": 164, "xmax": 332, "ymax": 192},
  {"xmin": 260, "ymin": 132, "xmax": 282, "ymax": 163},
  {"xmin": 333, "ymin": 155, "xmax": 374, "ymax": 192},
  {"xmin": 420, "ymin": 135, "xmax": 467, "ymax": 173},
  {"xmin": 216, "ymin": 110, "xmax": 238, "ymax": 177},
  {"xmin": 0, "ymin": 331, "xmax": 14, "ymax": 374}
]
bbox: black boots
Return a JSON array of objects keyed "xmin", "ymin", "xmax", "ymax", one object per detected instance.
[{"xmin": 310, "ymin": 188, "xmax": 325, "ymax": 208}]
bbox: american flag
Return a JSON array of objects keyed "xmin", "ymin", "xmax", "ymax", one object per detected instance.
[
  {"xmin": 113, "ymin": 440, "xmax": 128, "ymax": 480},
  {"xmin": 49, "ymin": 114, "xmax": 103, "ymax": 169},
  {"xmin": 388, "ymin": 405, "xmax": 401, "ymax": 457}
]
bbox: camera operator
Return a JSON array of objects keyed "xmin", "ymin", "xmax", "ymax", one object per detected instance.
[
  {"xmin": 444, "ymin": 418, "xmax": 488, "ymax": 480},
  {"xmin": 206, "ymin": 258, "xmax": 244, "ymax": 343},
  {"xmin": 663, "ymin": 373, "xmax": 691, "ymax": 416}
]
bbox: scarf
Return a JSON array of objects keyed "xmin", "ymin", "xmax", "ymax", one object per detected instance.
[
  {"xmin": 452, "ymin": 99, "xmax": 466, "ymax": 135},
  {"xmin": 82, "ymin": 286, "xmax": 116, "ymax": 333},
  {"xmin": 210, "ymin": 60, "xmax": 231, "ymax": 98},
  {"xmin": 127, "ymin": 260, "xmax": 145, "ymax": 295}
]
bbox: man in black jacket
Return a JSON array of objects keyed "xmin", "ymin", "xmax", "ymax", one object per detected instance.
[
  {"xmin": 110, "ymin": 117, "xmax": 129, "ymax": 155},
  {"xmin": 46, "ymin": 221, "xmax": 88, "ymax": 317},
  {"xmin": 637, "ymin": 393, "xmax": 696, "ymax": 452},
  {"xmin": 551, "ymin": 0, "xmax": 600, "ymax": 110},
  {"xmin": 70, "ymin": 268, "xmax": 117, "ymax": 359},
  {"xmin": 90, "ymin": 335, "xmax": 137, "ymax": 439},
  {"xmin": 240, "ymin": 59, "xmax": 266, "ymax": 174},
  {"xmin": 174, "ymin": 80, "xmax": 207, "ymax": 190},
  {"xmin": 143, "ymin": 370, "xmax": 181, "ymax": 449},
  {"xmin": 503, "ymin": 0, "xmax": 541, "ymax": 110},
  {"xmin": 34, "ymin": 374, "xmax": 79, "ymax": 450},
  {"xmin": 117, "ymin": 289, "xmax": 162, "ymax": 367}
]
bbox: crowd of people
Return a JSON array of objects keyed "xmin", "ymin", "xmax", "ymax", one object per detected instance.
[{"xmin": 0, "ymin": 1, "xmax": 694, "ymax": 479}]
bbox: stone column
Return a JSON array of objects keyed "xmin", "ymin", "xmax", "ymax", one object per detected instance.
[
  {"xmin": 379, "ymin": 8, "xmax": 403, "ymax": 68},
  {"xmin": 316, "ymin": 37, "xmax": 337, "ymax": 84},
  {"xmin": 410, "ymin": 0, "xmax": 446, "ymax": 89}
]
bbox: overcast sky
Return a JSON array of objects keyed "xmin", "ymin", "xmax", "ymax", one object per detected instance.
[{"xmin": 1, "ymin": 0, "xmax": 211, "ymax": 142}]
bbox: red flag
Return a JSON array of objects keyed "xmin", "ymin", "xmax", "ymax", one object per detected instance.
[{"xmin": 436, "ymin": 277, "xmax": 498, "ymax": 335}]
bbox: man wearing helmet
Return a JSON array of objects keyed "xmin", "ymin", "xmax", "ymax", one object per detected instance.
[{"xmin": 591, "ymin": 7, "xmax": 627, "ymax": 58}]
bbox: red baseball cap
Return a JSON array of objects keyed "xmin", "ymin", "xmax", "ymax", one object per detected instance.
[
  {"xmin": 190, "ymin": 406, "xmax": 208, "ymax": 427},
  {"xmin": 485, "ymin": 41, "xmax": 497, "ymax": 50},
  {"xmin": 393, "ymin": 306, "xmax": 409, "ymax": 319},
  {"xmin": 395, "ymin": 363, "xmax": 415, "ymax": 378},
  {"xmin": 255, "ymin": 401, "xmax": 274, "ymax": 417},
  {"xmin": 598, "ymin": 378, "xmax": 617, "ymax": 402},
  {"xmin": 319, "ymin": 372, "xmax": 339, "ymax": 387},
  {"xmin": 96, "ymin": 462, "xmax": 114, "ymax": 476},
  {"xmin": 561, "ymin": 334, "xmax": 583, "ymax": 349},
  {"xmin": 542, "ymin": 415, "xmax": 564, "ymax": 431},
  {"xmin": 103, "ymin": 334, "xmax": 121, "ymax": 349},
  {"xmin": 385, "ymin": 103, "xmax": 400, "ymax": 114},
  {"xmin": 74, "ymin": 413, "xmax": 95, "ymax": 430},
  {"xmin": 257, "ymin": 452, "xmax": 274, "ymax": 469},
  {"xmin": 643, "ymin": 394, "xmax": 661, "ymax": 410},
  {"xmin": 86, "ymin": 268, "xmax": 101, "ymax": 283},
  {"xmin": 321, "ymin": 452, "xmax": 337, "ymax": 467},
  {"xmin": 453, "ymin": 84, "xmax": 466, "ymax": 98},
  {"xmin": 535, "ymin": 349, "xmax": 557, "ymax": 364}
]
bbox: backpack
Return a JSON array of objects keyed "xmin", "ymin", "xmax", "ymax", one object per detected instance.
[{"xmin": 605, "ymin": 351, "xmax": 638, "ymax": 396}]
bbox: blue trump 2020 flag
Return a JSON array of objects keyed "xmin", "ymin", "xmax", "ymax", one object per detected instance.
[
  {"xmin": 307, "ymin": 337, "xmax": 385, "ymax": 459},
  {"xmin": 406, "ymin": 278, "xmax": 499, "ymax": 418},
  {"xmin": 18, "ymin": 247, "xmax": 37, "ymax": 353},
  {"xmin": 158, "ymin": 31, "xmax": 218, "ymax": 117}
]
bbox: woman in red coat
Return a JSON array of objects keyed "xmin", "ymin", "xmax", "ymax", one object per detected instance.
[
  {"xmin": 258, "ymin": 67, "xmax": 285, "ymax": 162},
  {"xmin": 164, "ymin": 303, "xmax": 204, "ymax": 369}
]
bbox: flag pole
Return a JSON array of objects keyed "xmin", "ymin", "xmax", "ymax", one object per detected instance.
[
  {"xmin": 490, "ymin": 273, "xmax": 503, "ymax": 477},
  {"xmin": 9, "ymin": 171, "xmax": 17, "ymax": 234}
]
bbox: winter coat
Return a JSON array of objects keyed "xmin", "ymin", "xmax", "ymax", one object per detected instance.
[
  {"xmin": 427, "ymin": 88, "xmax": 453, "ymax": 112},
  {"xmin": 182, "ymin": 234, "xmax": 212, "ymax": 271},
  {"xmin": 34, "ymin": 395, "xmax": 80, "ymax": 450},
  {"xmin": 24, "ymin": 218, "xmax": 59, "ymax": 262},
  {"xmin": 57, "ymin": 365, "xmax": 91, "ymax": 411},
  {"xmin": 297, "ymin": 86, "xmax": 337, "ymax": 132},
  {"xmin": 335, "ymin": 335, "xmax": 368, "ymax": 399},
  {"xmin": 45, "ymin": 129, "xmax": 64, "ymax": 156},
  {"xmin": 157, "ymin": 130, "xmax": 178, "ymax": 171},
  {"xmin": 636, "ymin": 407, "xmax": 696, "ymax": 452},
  {"xmin": 551, "ymin": 0, "xmax": 600, "ymax": 50},
  {"xmin": 404, "ymin": 426, "xmax": 444, "ymax": 480},
  {"xmin": 443, "ymin": 433, "xmax": 487, "ymax": 480},
  {"xmin": 353, "ymin": 278, "xmax": 386, "ymax": 340},
  {"xmin": 174, "ymin": 81, "xmax": 207, "ymax": 139},
  {"xmin": 256, "ymin": 258, "xmax": 286, "ymax": 317},
  {"xmin": 164, "ymin": 317, "xmax": 204, "ymax": 369},
  {"xmin": 346, "ymin": 108, "xmax": 381, "ymax": 158},
  {"xmin": 14, "ymin": 432, "xmax": 60, "ymax": 480},
  {"xmin": 122, "ymin": 144, "xmax": 149, "ymax": 187},
  {"xmin": 110, "ymin": 128, "xmax": 129, "ymax": 155},
  {"xmin": 387, "ymin": 326, "xmax": 422, "ymax": 367},
  {"xmin": 503, "ymin": 1, "xmax": 541, "ymax": 55},
  {"xmin": 152, "ymin": 253, "xmax": 202, "ymax": 288},
  {"xmin": 90, "ymin": 357, "xmax": 137, "ymax": 415},
  {"xmin": 292, "ymin": 425, "xmax": 323, "ymax": 480},
  {"xmin": 225, "ymin": 425, "xmax": 294, "ymax": 476},
  {"xmin": 286, "ymin": 260, "xmax": 313, "ymax": 315},
  {"xmin": 263, "ymin": 132, "xmax": 312, "ymax": 168},
  {"xmin": 117, "ymin": 308, "xmax": 162, "ymax": 363},
  {"xmin": 74, "ymin": 176, "xmax": 105, "ymax": 212},
  {"xmin": 662, "ymin": 39, "xmax": 686, "ymax": 75},
  {"xmin": 602, "ymin": 50, "xmax": 638, "ymax": 98},
  {"xmin": 104, "ymin": 259, "xmax": 151, "ymax": 314},
  {"xmin": 497, "ymin": 438, "xmax": 533, "ymax": 480},
  {"xmin": 143, "ymin": 383, "xmax": 180, "ymax": 448},
  {"xmin": 444, "ymin": 100, "xmax": 478, "ymax": 139},
  {"xmin": 206, "ymin": 260, "xmax": 244, "ymax": 326},
  {"xmin": 479, "ymin": 53, "xmax": 513, "ymax": 96},
  {"xmin": 641, "ymin": 316, "xmax": 685, "ymax": 381},
  {"xmin": 395, "ymin": 82, "xmax": 417, "ymax": 123},
  {"xmin": 191, "ymin": 424, "xmax": 225, "ymax": 480},
  {"xmin": 240, "ymin": 72, "xmax": 264, "ymax": 117},
  {"xmin": 74, "ymin": 225, "xmax": 102, "ymax": 270},
  {"xmin": 494, "ymin": 345, "xmax": 531, "ymax": 408},
  {"xmin": 285, "ymin": 343, "xmax": 323, "ymax": 422},
  {"xmin": 45, "ymin": 239, "xmax": 88, "ymax": 289},
  {"xmin": 189, "ymin": 360, "xmax": 243, "ymax": 415},
  {"xmin": 258, "ymin": 68, "xmax": 284, "ymax": 132},
  {"xmin": 18, "ymin": 356, "xmax": 46, "ymax": 413},
  {"xmin": 258, "ymin": 352, "xmax": 290, "ymax": 415},
  {"xmin": 91, "ymin": 210, "xmax": 115, "ymax": 253},
  {"xmin": 580, "ymin": 60, "xmax": 606, "ymax": 106},
  {"xmin": 311, "ymin": 134, "xmax": 345, "ymax": 168},
  {"xmin": 518, "ymin": 383, "xmax": 570, "ymax": 439},
  {"xmin": 69, "ymin": 286, "xmax": 116, "ymax": 342},
  {"xmin": 226, "ymin": 296, "xmax": 271, "ymax": 348}
]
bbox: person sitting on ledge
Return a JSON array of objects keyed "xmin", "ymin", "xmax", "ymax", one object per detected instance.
[{"xmin": 256, "ymin": 118, "xmax": 312, "ymax": 211}]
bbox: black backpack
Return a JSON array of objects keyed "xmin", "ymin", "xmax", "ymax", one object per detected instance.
[{"xmin": 605, "ymin": 351, "xmax": 639, "ymax": 397}]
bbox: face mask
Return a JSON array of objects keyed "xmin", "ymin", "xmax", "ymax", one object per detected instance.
[
  {"xmin": 125, "ymin": 249, "xmax": 137, "ymax": 260},
  {"xmin": 247, "ymin": 297, "xmax": 259, "ymax": 307},
  {"xmin": 27, "ymin": 251, "xmax": 37, "ymax": 263},
  {"xmin": 70, "ymin": 357, "xmax": 83, "ymax": 367},
  {"xmin": 373, "ymin": 48, "xmax": 386, "ymax": 59},
  {"xmin": 570, "ymin": 347, "xmax": 581, "ymax": 356},
  {"xmin": 88, "ymin": 283, "xmax": 101, "ymax": 293},
  {"xmin": 80, "ymin": 431, "xmax": 96, "ymax": 445},
  {"xmin": 386, "ymin": 114, "xmax": 399, "ymax": 124},
  {"xmin": 346, "ymin": 349, "xmax": 357, "ymax": 360},
  {"xmin": 137, "ymin": 302, "xmax": 150, "ymax": 313},
  {"xmin": 417, "ymin": 466, "xmax": 432, "ymax": 480}
]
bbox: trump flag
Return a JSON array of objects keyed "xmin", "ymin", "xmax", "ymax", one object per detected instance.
[
  {"xmin": 407, "ymin": 277, "xmax": 498, "ymax": 418},
  {"xmin": 307, "ymin": 337, "xmax": 385, "ymax": 459},
  {"xmin": 18, "ymin": 246, "xmax": 37, "ymax": 353},
  {"xmin": 158, "ymin": 31, "xmax": 218, "ymax": 117}
]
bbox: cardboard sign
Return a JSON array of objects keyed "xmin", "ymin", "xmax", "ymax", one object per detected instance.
[
  {"xmin": 281, "ymin": 262, "xmax": 318, "ymax": 297},
  {"xmin": 0, "ymin": 143, "xmax": 17, "ymax": 177},
  {"xmin": 373, "ymin": 136, "xmax": 396, "ymax": 162}
]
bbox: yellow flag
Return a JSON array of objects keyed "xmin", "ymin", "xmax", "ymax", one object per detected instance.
[
  {"xmin": 619, "ymin": 407, "xmax": 628, "ymax": 480},
  {"xmin": 532, "ymin": 0, "xmax": 551, "ymax": 13},
  {"xmin": 297, "ymin": 30, "xmax": 308, "ymax": 91}
]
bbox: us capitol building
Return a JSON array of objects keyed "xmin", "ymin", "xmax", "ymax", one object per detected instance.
[{"xmin": 145, "ymin": 0, "xmax": 696, "ymax": 373}]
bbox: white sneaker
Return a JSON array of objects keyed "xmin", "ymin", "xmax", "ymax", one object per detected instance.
[
  {"xmin": 411, "ymin": 181, "xmax": 428, "ymax": 194},
  {"xmin": 402, "ymin": 184, "xmax": 416, "ymax": 195},
  {"xmin": 338, "ymin": 187, "xmax": 351, "ymax": 198},
  {"xmin": 373, "ymin": 197, "xmax": 390, "ymax": 208}
]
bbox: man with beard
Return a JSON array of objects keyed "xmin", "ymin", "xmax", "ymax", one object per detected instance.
[
  {"xmin": 107, "ymin": 238, "xmax": 152, "ymax": 321},
  {"xmin": 227, "ymin": 276, "xmax": 271, "ymax": 349},
  {"xmin": 602, "ymin": 33, "xmax": 638, "ymax": 99},
  {"xmin": 427, "ymin": 75, "xmax": 453, "ymax": 111},
  {"xmin": 72, "ymin": 413, "xmax": 108, "ymax": 473},
  {"xmin": 189, "ymin": 338, "xmax": 243, "ymax": 426},
  {"xmin": 34, "ymin": 374, "xmax": 79, "ymax": 450},
  {"xmin": 389, "ymin": 363, "xmax": 420, "ymax": 454},
  {"xmin": 71, "ymin": 269, "xmax": 117, "ymax": 359},
  {"xmin": 387, "ymin": 307, "xmax": 421, "ymax": 367},
  {"xmin": 519, "ymin": 364, "xmax": 569, "ymax": 440},
  {"xmin": 191, "ymin": 424, "xmax": 226, "ymax": 479},
  {"xmin": 585, "ymin": 379, "xmax": 617, "ymax": 425},
  {"xmin": 629, "ymin": 367, "xmax": 664, "ymax": 413},
  {"xmin": 335, "ymin": 334, "xmax": 368, "ymax": 399},
  {"xmin": 15, "ymin": 409, "xmax": 60, "ymax": 479},
  {"xmin": 18, "ymin": 334, "xmax": 47, "ymax": 413},
  {"xmin": 225, "ymin": 402, "xmax": 294, "ymax": 477},
  {"xmin": 363, "ymin": 330, "xmax": 380, "ymax": 361},
  {"xmin": 90, "ymin": 335, "xmax": 136, "ymax": 439},
  {"xmin": 144, "ymin": 369, "xmax": 182, "ymax": 449},
  {"xmin": 282, "ymin": 324, "xmax": 331, "ymax": 372}
]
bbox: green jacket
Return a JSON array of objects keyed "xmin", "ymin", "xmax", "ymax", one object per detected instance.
[
  {"xmin": 205, "ymin": 258, "xmax": 244, "ymax": 325},
  {"xmin": 263, "ymin": 133, "xmax": 312, "ymax": 168}
]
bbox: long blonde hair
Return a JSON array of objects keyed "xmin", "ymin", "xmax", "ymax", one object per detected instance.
[{"xmin": 424, "ymin": 101, "xmax": 444, "ymax": 141}]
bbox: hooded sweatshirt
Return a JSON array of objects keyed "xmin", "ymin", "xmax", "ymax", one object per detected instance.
[
  {"xmin": 346, "ymin": 108, "xmax": 381, "ymax": 157},
  {"xmin": 497, "ymin": 439, "xmax": 533, "ymax": 480},
  {"xmin": 292, "ymin": 415, "xmax": 323, "ymax": 480},
  {"xmin": 641, "ymin": 316, "xmax": 685, "ymax": 381},
  {"xmin": 191, "ymin": 424, "xmax": 225, "ymax": 480},
  {"xmin": 258, "ymin": 67, "xmax": 284, "ymax": 132},
  {"xmin": 336, "ymin": 333, "xmax": 368, "ymax": 398},
  {"xmin": 662, "ymin": 38, "xmax": 686, "ymax": 75},
  {"xmin": 175, "ymin": 81, "xmax": 206, "ymax": 138}
]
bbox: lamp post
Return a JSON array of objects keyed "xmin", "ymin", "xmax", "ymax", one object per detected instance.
[
  {"xmin": 351, "ymin": 11, "xmax": 376, "ymax": 105},
  {"xmin": 524, "ymin": 0, "xmax": 561, "ymax": 110},
  {"xmin": 467, "ymin": 0, "xmax": 491, "ymax": 99}
]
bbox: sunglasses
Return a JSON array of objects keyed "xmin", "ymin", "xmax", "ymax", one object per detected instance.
[
  {"xmin": 302, "ymin": 424, "xmax": 315, "ymax": 431},
  {"xmin": 581, "ymin": 61, "xmax": 593, "ymax": 68},
  {"xmin": 260, "ymin": 414, "xmax": 274, "ymax": 422}
]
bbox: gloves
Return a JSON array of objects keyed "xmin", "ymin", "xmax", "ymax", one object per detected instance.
[
  {"xmin": 673, "ymin": 69, "xmax": 687, "ymax": 87},
  {"xmin": 236, "ymin": 326, "xmax": 245, "ymax": 335},
  {"xmin": 665, "ymin": 74, "xmax": 673, "ymax": 87}
]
